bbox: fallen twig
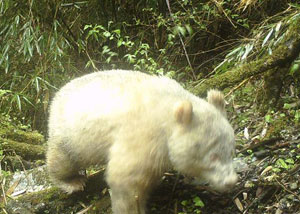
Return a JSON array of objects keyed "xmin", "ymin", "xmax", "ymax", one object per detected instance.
[
  {"xmin": 275, "ymin": 178, "xmax": 300, "ymax": 201},
  {"xmin": 242, "ymin": 187, "xmax": 274, "ymax": 214},
  {"xmin": 238, "ymin": 137, "xmax": 283, "ymax": 154}
]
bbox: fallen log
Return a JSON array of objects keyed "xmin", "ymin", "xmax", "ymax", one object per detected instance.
[{"xmin": 0, "ymin": 137, "xmax": 45, "ymax": 161}]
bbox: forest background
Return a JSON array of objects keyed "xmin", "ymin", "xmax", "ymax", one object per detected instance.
[
  {"xmin": 0, "ymin": 0, "xmax": 298, "ymax": 132},
  {"xmin": 1, "ymin": 0, "xmax": 300, "ymax": 213}
]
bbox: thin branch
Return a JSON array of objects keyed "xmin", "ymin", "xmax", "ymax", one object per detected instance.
[
  {"xmin": 275, "ymin": 178, "xmax": 300, "ymax": 201},
  {"xmin": 237, "ymin": 137, "xmax": 283, "ymax": 154},
  {"xmin": 165, "ymin": 0, "xmax": 196, "ymax": 80}
]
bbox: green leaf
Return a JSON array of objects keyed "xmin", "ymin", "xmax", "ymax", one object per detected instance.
[
  {"xmin": 290, "ymin": 63, "xmax": 299, "ymax": 75},
  {"xmin": 276, "ymin": 158, "xmax": 288, "ymax": 169},
  {"xmin": 103, "ymin": 31, "xmax": 111, "ymax": 38},
  {"xmin": 272, "ymin": 167, "xmax": 281, "ymax": 172},
  {"xmin": 265, "ymin": 114, "xmax": 272, "ymax": 123},
  {"xmin": 0, "ymin": 89, "xmax": 10, "ymax": 97},
  {"xmin": 117, "ymin": 39, "xmax": 123, "ymax": 47},
  {"xmin": 241, "ymin": 44, "xmax": 253, "ymax": 60},
  {"xmin": 15, "ymin": 15, "xmax": 20, "ymax": 25},
  {"xmin": 243, "ymin": 23, "xmax": 249, "ymax": 29},
  {"xmin": 181, "ymin": 200, "xmax": 188, "ymax": 206},
  {"xmin": 113, "ymin": 29, "xmax": 121, "ymax": 35},
  {"xmin": 193, "ymin": 196, "xmax": 205, "ymax": 207},
  {"xmin": 84, "ymin": 24, "xmax": 92, "ymax": 30},
  {"xmin": 85, "ymin": 60, "xmax": 92, "ymax": 68},
  {"xmin": 226, "ymin": 46, "xmax": 243, "ymax": 58},
  {"xmin": 174, "ymin": 26, "xmax": 186, "ymax": 36},
  {"xmin": 35, "ymin": 77, "xmax": 40, "ymax": 93},
  {"xmin": 274, "ymin": 21, "xmax": 282, "ymax": 38},
  {"xmin": 35, "ymin": 40, "xmax": 41, "ymax": 55},
  {"xmin": 124, "ymin": 54, "xmax": 136, "ymax": 64},
  {"xmin": 185, "ymin": 24, "xmax": 193, "ymax": 35},
  {"xmin": 295, "ymin": 111, "xmax": 300, "ymax": 121},
  {"xmin": 283, "ymin": 103, "xmax": 292, "ymax": 109},
  {"xmin": 285, "ymin": 158, "xmax": 294, "ymax": 164},
  {"xmin": 102, "ymin": 46, "xmax": 110, "ymax": 54},
  {"xmin": 2, "ymin": 43, "xmax": 10, "ymax": 56},
  {"xmin": 4, "ymin": 59, "xmax": 9, "ymax": 73},
  {"xmin": 22, "ymin": 96, "xmax": 34, "ymax": 106},
  {"xmin": 15, "ymin": 94, "xmax": 22, "ymax": 111}
]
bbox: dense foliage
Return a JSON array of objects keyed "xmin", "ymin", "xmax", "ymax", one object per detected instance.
[{"xmin": 0, "ymin": 0, "xmax": 298, "ymax": 130}]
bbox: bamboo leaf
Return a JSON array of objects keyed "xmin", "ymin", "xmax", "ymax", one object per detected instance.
[
  {"xmin": 103, "ymin": 31, "xmax": 111, "ymax": 38},
  {"xmin": 35, "ymin": 41, "xmax": 41, "ymax": 55},
  {"xmin": 15, "ymin": 94, "xmax": 22, "ymax": 111},
  {"xmin": 0, "ymin": 89, "xmax": 11, "ymax": 97},
  {"xmin": 262, "ymin": 28, "xmax": 274, "ymax": 47},
  {"xmin": 22, "ymin": 96, "xmax": 34, "ymax": 107},
  {"xmin": 84, "ymin": 24, "xmax": 92, "ymax": 30},
  {"xmin": 0, "ymin": 25, "xmax": 9, "ymax": 35},
  {"xmin": 43, "ymin": 89, "xmax": 50, "ymax": 112},
  {"xmin": 35, "ymin": 77, "xmax": 40, "ymax": 93},
  {"xmin": 174, "ymin": 26, "xmax": 186, "ymax": 36},
  {"xmin": 4, "ymin": 55, "xmax": 9, "ymax": 73},
  {"xmin": 27, "ymin": 40, "xmax": 33, "ymax": 57},
  {"xmin": 241, "ymin": 44, "xmax": 253, "ymax": 60},
  {"xmin": 0, "ymin": 44, "xmax": 10, "ymax": 65},
  {"xmin": 274, "ymin": 21, "xmax": 282, "ymax": 38},
  {"xmin": 38, "ymin": 77, "xmax": 57, "ymax": 89},
  {"xmin": 185, "ymin": 24, "xmax": 193, "ymax": 35},
  {"xmin": 113, "ymin": 29, "xmax": 121, "ymax": 35},
  {"xmin": 268, "ymin": 47, "xmax": 272, "ymax": 55},
  {"xmin": 226, "ymin": 46, "xmax": 243, "ymax": 58},
  {"xmin": 117, "ymin": 39, "xmax": 123, "ymax": 47},
  {"xmin": 15, "ymin": 15, "xmax": 20, "ymax": 25}
]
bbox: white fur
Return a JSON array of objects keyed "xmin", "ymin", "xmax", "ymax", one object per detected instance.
[{"xmin": 46, "ymin": 70, "xmax": 237, "ymax": 214}]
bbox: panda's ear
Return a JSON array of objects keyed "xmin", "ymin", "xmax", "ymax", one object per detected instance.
[
  {"xmin": 174, "ymin": 100, "xmax": 193, "ymax": 125},
  {"xmin": 207, "ymin": 89, "xmax": 227, "ymax": 117}
]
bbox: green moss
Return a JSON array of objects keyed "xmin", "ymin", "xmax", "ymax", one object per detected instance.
[
  {"xmin": 0, "ymin": 115, "xmax": 45, "ymax": 145},
  {"xmin": 0, "ymin": 114, "xmax": 45, "ymax": 161},
  {"xmin": 0, "ymin": 137, "xmax": 45, "ymax": 160}
]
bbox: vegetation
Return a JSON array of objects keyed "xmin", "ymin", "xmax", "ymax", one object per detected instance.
[
  {"xmin": 1, "ymin": 0, "xmax": 296, "ymax": 131},
  {"xmin": 1, "ymin": 0, "xmax": 300, "ymax": 213}
]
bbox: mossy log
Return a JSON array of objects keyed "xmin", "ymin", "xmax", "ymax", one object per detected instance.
[
  {"xmin": 0, "ymin": 117, "xmax": 45, "ymax": 146},
  {"xmin": 191, "ymin": 17, "xmax": 300, "ymax": 97},
  {"xmin": 0, "ymin": 137, "xmax": 46, "ymax": 160},
  {"xmin": 0, "ymin": 115, "xmax": 46, "ymax": 161},
  {"xmin": 0, "ymin": 129, "xmax": 44, "ymax": 146}
]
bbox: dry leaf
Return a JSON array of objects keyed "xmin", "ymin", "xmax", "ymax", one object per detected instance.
[
  {"xmin": 6, "ymin": 178, "xmax": 21, "ymax": 196},
  {"xmin": 243, "ymin": 192, "xmax": 248, "ymax": 201},
  {"xmin": 244, "ymin": 127, "xmax": 249, "ymax": 140},
  {"xmin": 261, "ymin": 166, "xmax": 273, "ymax": 176},
  {"xmin": 234, "ymin": 197, "xmax": 244, "ymax": 212},
  {"xmin": 256, "ymin": 187, "xmax": 263, "ymax": 197}
]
